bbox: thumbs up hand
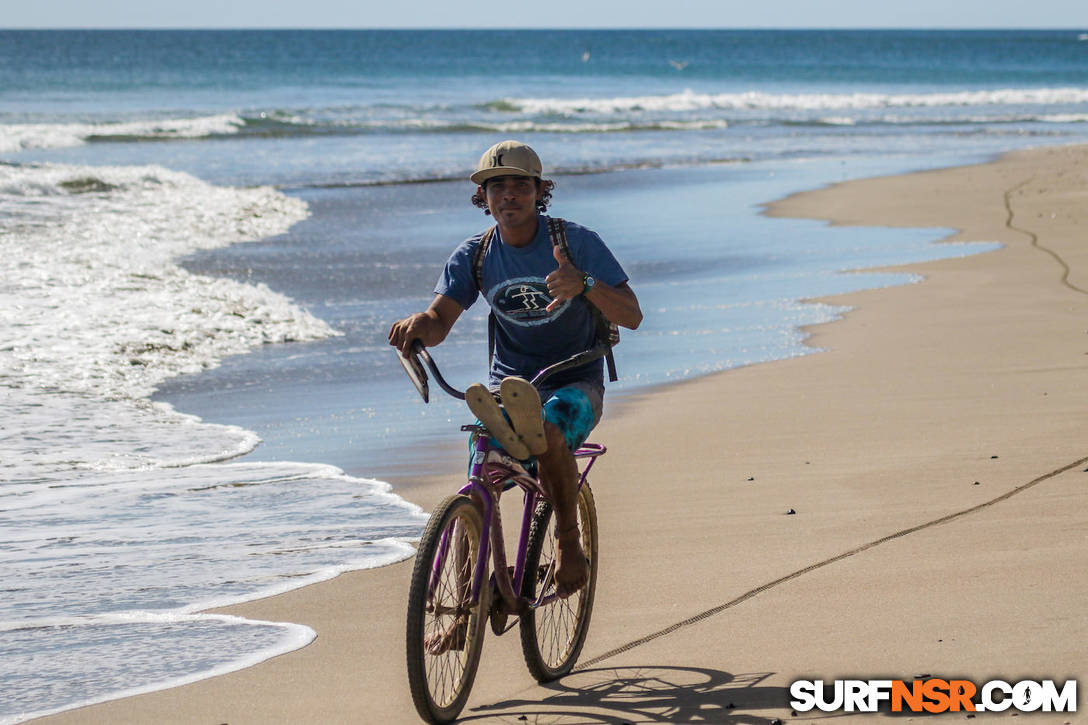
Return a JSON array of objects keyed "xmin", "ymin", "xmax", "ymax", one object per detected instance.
[{"xmin": 545, "ymin": 245, "xmax": 583, "ymax": 312}]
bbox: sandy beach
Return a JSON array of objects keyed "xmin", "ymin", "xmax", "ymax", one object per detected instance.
[{"xmin": 35, "ymin": 144, "xmax": 1088, "ymax": 724}]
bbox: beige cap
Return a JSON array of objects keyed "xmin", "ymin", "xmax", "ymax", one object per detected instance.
[{"xmin": 470, "ymin": 140, "xmax": 543, "ymax": 184}]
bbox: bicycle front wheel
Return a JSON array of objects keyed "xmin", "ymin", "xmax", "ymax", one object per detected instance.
[
  {"xmin": 406, "ymin": 494, "xmax": 488, "ymax": 724},
  {"xmin": 519, "ymin": 481, "xmax": 599, "ymax": 681}
]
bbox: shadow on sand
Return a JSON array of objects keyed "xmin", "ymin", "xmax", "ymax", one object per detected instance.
[{"xmin": 462, "ymin": 665, "xmax": 805, "ymax": 724}]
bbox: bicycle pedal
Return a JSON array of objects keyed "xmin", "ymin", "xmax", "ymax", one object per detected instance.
[
  {"xmin": 488, "ymin": 586, "xmax": 512, "ymax": 635},
  {"xmin": 489, "ymin": 607, "xmax": 510, "ymax": 636}
]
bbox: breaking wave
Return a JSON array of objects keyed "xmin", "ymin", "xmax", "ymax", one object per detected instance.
[{"xmin": 4, "ymin": 86, "xmax": 1086, "ymax": 154}]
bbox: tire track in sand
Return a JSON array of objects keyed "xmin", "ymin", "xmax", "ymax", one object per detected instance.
[{"xmin": 1006, "ymin": 176, "xmax": 1087, "ymax": 295}]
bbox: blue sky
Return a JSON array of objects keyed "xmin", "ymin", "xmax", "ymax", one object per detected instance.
[{"xmin": 6, "ymin": 0, "xmax": 1088, "ymax": 28}]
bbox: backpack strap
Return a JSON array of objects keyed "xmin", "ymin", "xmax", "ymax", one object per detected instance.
[
  {"xmin": 546, "ymin": 218, "xmax": 620, "ymax": 382},
  {"xmin": 472, "ymin": 226, "xmax": 497, "ymax": 366},
  {"xmin": 471, "ymin": 226, "xmax": 495, "ymax": 293}
]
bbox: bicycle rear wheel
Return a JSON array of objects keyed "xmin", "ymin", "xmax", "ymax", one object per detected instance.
[
  {"xmin": 519, "ymin": 481, "xmax": 598, "ymax": 681},
  {"xmin": 406, "ymin": 494, "xmax": 488, "ymax": 724}
]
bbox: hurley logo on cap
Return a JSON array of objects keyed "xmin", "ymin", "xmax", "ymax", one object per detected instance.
[{"xmin": 470, "ymin": 140, "xmax": 543, "ymax": 184}]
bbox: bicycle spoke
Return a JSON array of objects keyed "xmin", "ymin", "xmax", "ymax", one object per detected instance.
[
  {"xmin": 520, "ymin": 485, "xmax": 598, "ymax": 681},
  {"xmin": 407, "ymin": 495, "xmax": 486, "ymax": 723},
  {"xmin": 424, "ymin": 520, "xmax": 474, "ymax": 707}
]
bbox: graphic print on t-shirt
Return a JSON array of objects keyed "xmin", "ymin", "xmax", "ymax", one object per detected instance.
[{"xmin": 490, "ymin": 276, "xmax": 570, "ymax": 327}]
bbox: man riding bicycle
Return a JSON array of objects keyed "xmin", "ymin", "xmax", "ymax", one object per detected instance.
[{"xmin": 389, "ymin": 140, "xmax": 642, "ymax": 603}]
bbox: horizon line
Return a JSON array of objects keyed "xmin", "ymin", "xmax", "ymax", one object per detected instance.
[{"xmin": 3, "ymin": 26, "xmax": 1087, "ymax": 31}]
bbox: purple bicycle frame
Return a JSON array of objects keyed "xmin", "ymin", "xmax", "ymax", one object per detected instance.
[{"xmin": 430, "ymin": 432, "xmax": 605, "ymax": 615}]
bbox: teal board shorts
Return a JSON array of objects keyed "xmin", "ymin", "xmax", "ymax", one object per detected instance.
[{"xmin": 538, "ymin": 381, "xmax": 604, "ymax": 452}]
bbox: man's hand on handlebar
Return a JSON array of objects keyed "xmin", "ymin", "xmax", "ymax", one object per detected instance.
[
  {"xmin": 388, "ymin": 313, "xmax": 431, "ymax": 357},
  {"xmin": 388, "ymin": 295, "xmax": 465, "ymax": 356}
]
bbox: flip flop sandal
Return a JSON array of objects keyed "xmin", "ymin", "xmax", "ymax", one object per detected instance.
[
  {"xmin": 466, "ymin": 383, "xmax": 531, "ymax": 460},
  {"xmin": 395, "ymin": 347, "xmax": 429, "ymax": 402},
  {"xmin": 499, "ymin": 376, "xmax": 547, "ymax": 456}
]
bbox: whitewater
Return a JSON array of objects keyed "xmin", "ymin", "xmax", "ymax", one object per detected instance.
[
  {"xmin": 5, "ymin": 86, "xmax": 1088, "ymax": 157},
  {"xmin": 0, "ymin": 160, "xmax": 429, "ymax": 723}
]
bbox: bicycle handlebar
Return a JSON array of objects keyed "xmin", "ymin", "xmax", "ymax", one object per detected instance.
[
  {"xmin": 413, "ymin": 341, "xmax": 466, "ymax": 401},
  {"xmin": 399, "ymin": 339, "xmax": 612, "ymax": 404},
  {"xmin": 528, "ymin": 342, "xmax": 610, "ymax": 388}
]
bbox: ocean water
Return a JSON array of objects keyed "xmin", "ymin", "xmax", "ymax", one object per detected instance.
[{"xmin": 2, "ymin": 29, "xmax": 1086, "ymax": 721}]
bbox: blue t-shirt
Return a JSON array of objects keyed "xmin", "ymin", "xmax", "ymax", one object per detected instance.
[{"xmin": 435, "ymin": 214, "xmax": 628, "ymax": 389}]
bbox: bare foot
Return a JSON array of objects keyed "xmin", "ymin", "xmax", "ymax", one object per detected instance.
[
  {"xmin": 424, "ymin": 617, "xmax": 467, "ymax": 655},
  {"xmin": 554, "ymin": 524, "xmax": 589, "ymax": 599}
]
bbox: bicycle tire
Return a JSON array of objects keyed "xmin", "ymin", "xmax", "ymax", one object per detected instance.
[
  {"xmin": 518, "ymin": 481, "xmax": 598, "ymax": 681},
  {"xmin": 406, "ymin": 494, "xmax": 488, "ymax": 724}
]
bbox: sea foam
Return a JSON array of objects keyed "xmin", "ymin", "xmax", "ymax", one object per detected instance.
[
  {"xmin": 500, "ymin": 87, "xmax": 1088, "ymax": 115},
  {"xmin": 0, "ymin": 114, "xmax": 245, "ymax": 153},
  {"xmin": 0, "ymin": 160, "xmax": 427, "ymax": 723},
  {"xmin": 0, "ymin": 161, "xmax": 331, "ymax": 402}
]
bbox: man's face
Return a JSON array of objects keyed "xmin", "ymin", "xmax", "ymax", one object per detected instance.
[{"xmin": 481, "ymin": 175, "xmax": 542, "ymax": 227}]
